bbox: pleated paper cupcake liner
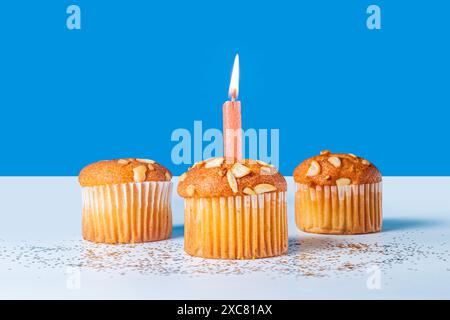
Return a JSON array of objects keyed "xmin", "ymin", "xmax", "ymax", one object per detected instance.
[
  {"xmin": 184, "ymin": 192, "xmax": 288, "ymax": 259},
  {"xmin": 295, "ymin": 182, "xmax": 382, "ymax": 235},
  {"xmin": 82, "ymin": 181, "xmax": 172, "ymax": 244}
]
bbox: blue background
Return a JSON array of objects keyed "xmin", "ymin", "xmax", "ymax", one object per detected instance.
[{"xmin": 0, "ymin": 0, "xmax": 448, "ymax": 176}]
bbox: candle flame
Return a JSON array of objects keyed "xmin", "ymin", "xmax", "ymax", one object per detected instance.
[{"xmin": 228, "ymin": 54, "xmax": 239, "ymax": 100}]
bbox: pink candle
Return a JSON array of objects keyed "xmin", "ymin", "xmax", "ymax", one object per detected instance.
[{"xmin": 223, "ymin": 54, "xmax": 242, "ymax": 160}]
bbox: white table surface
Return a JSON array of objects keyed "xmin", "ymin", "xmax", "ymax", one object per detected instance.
[{"xmin": 0, "ymin": 176, "xmax": 449, "ymax": 299}]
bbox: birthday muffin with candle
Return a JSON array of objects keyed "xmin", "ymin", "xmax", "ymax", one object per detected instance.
[
  {"xmin": 293, "ymin": 151, "xmax": 382, "ymax": 235},
  {"xmin": 178, "ymin": 158, "xmax": 288, "ymax": 260},
  {"xmin": 79, "ymin": 158, "xmax": 173, "ymax": 244}
]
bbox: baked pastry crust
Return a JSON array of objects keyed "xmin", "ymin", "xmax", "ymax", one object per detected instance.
[
  {"xmin": 79, "ymin": 158, "xmax": 172, "ymax": 187},
  {"xmin": 177, "ymin": 158, "xmax": 286, "ymax": 198},
  {"xmin": 293, "ymin": 151, "xmax": 381, "ymax": 187}
]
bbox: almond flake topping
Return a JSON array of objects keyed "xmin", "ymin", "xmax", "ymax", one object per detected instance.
[
  {"xmin": 243, "ymin": 187, "xmax": 256, "ymax": 195},
  {"xmin": 306, "ymin": 160, "xmax": 321, "ymax": 177},
  {"xmin": 256, "ymin": 160, "xmax": 271, "ymax": 167},
  {"xmin": 133, "ymin": 165, "xmax": 147, "ymax": 182},
  {"xmin": 231, "ymin": 163, "xmax": 251, "ymax": 178},
  {"xmin": 204, "ymin": 157, "xmax": 224, "ymax": 168},
  {"xmin": 136, "ymin": 158, "xmax": 155, "ymax": 164},
  {"xmin": 336, "ymin": 178, "xmax": 351, "ymax": 186},
  {"xmin": 254, "ymin": 184, "xmax": 277, "ymax": 194},
  {"xmin": 260, "ymin": 166, "xmax": 277, "ymax": 175},
  {"xmin": 118, "ymin": 159, "xmax": 129, "ymax": 165},
  {"xmin": 226, "ymin": 170, "xmax": 238, "ymax": 193},
  {"xmin": 328, "ymin": 156, "xmax": 341, "ymax": 168}
]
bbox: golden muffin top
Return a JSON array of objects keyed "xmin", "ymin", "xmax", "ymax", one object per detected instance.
[
  {"xmin": 293, "ymin": 151, "xmax": 381, "ymax": 187},
  {"xmin": 79, "ymin": 158, "xmax": 172, "ymax": 187},
  {"xmin": 177, "ymin": 158, "xmax": 287, "ymax": 198}
]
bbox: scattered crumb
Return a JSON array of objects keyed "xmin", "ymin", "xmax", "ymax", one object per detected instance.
[{"xmin": 0, "ymin": 228, "xmax": 449, "ymax": 279}]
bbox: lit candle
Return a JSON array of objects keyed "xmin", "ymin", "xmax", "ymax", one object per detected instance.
[{"xmin": 223, "ymin": 54, "xmax": 242, "ymax": 160}]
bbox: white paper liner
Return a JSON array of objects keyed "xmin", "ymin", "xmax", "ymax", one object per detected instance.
[
  {"xmin": 82, "ymin": 181, "xmax": 172, "ymax": 243},
  {"xmin": 184, "ymin": 192, "xmax": 288, "ymax": 259},
  {"xmin": 295, "ymin": 182, "xmax": 382, "ymax": 234}
]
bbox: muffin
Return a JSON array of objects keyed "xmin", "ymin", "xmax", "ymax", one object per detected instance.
[
  {"xmin": 178, "ymin": 158, "xmax": 288, "ymax": 259},
  {"xmin": 293, "ymin": 151, "xmax": 382, "ymax": 235},
  {"xmin": 79, "ymin": 158, "xmax": 173, "ymax": 244}
]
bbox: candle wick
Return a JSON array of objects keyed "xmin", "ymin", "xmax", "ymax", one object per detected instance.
[{"xmin": 231, "ymin": 91, "xmax": 236, "ymax": 102}]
